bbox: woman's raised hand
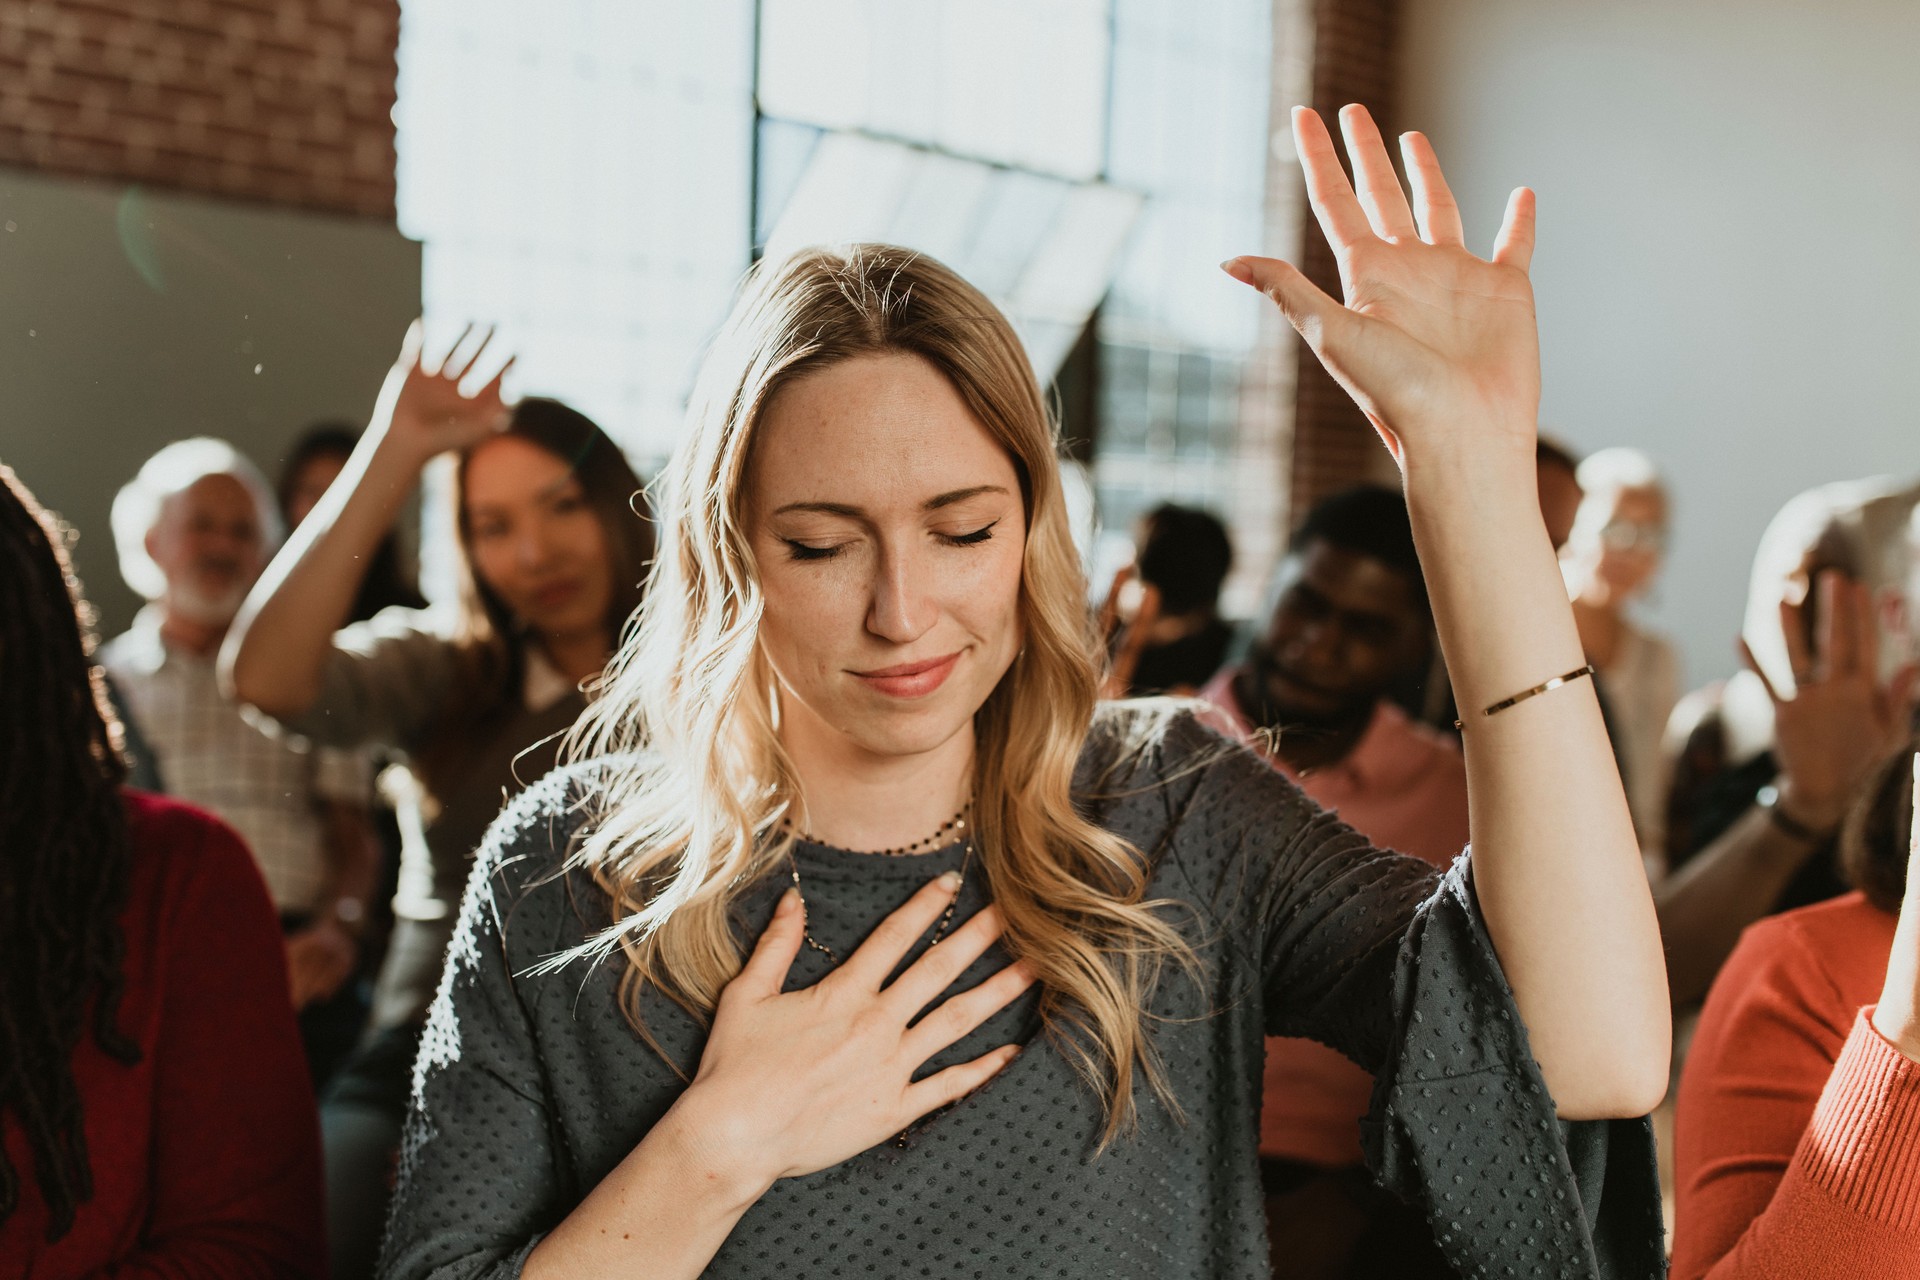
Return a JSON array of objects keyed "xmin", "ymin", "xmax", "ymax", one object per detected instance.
[
  {"xmin": 1872, "ymin": 753, "xmax": 1920, "ymax": 1062},
  {"xmin": 671, "ymin": 875, "xmax": 1034, "ymax": 1186},
  {"xmin": 1223, "ymin": 104, "xmax": 1540, "ymax": 469},
  {"xmin": 371, "ymin": 320, "xmax": 516, "ymax": 465}
]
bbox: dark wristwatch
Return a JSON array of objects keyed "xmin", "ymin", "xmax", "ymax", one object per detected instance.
[{"xmin": 1755, "ymin": 784, "xmax": 1835, "ymax": 845}]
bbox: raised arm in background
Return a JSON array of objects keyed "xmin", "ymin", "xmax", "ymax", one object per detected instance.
[
  {"xmin": 1657, "ymin": 573, "xmax": 1915, "ymax": 1005},
  {"xmin": 1223, "ymin": 104, "xmax": 1670, "ymax": 1117},
  {"xmin": 220, "ymin": 324, "xmax": 511, "ymax": 718}
]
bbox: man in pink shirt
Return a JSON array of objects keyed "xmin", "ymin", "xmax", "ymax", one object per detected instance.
[{"xmin": 1199, "ymin": 486, "xmax": 1469, "ymax": 1280}]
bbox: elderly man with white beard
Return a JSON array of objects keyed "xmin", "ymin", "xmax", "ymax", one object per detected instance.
[{"xmin": 103, "ymin": 437, "xmax": 380, "ymax": 1089}]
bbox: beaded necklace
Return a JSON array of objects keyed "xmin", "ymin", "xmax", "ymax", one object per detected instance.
[
  {"xmin": 786, "ymin": 802, "xmax": 973, "ymax": 966},
  {"xmin": 795, "ymin": 803, "xmax": 971, "ymax": 858}
]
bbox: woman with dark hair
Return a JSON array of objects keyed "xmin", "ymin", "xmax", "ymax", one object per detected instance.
[
  {"xmin": 1672, "ymin": 744, "xmax": 1920, "ymax": 1278},
  {"xmin": 1109, "ymin": 502, "xmax": 1236, "ymax": 696},
  {"xmin": 0, "ymin": 464, "xmax": 321, "ymax": 1276},
  {"xmin": 278, "ymin": 422, "xmax": 427, "ymax": 621},
  {"xmin": 223, "ymin": 328, "xmax": 655, "ymax": 1277}
]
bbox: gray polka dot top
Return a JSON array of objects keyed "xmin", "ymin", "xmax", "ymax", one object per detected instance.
[{"xmin": 380, "ymin": 706, "xmax": 1663, "ymax": 1280}]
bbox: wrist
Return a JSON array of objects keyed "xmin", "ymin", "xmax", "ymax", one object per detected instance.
[
  {"xmin": 1399, "ymin": 434, "xmax": 1538, "ymax": 490},
  {"xmin": 1869, "ymin": 1004, "xmax": 1920, "ymax": 1063},
  {"xmin": 1767, "ymin": 779, "xmax": 1846, "ymax": 837},
  {"xmin": 363, "ymin": 423, "xmax": 436, "ymax": 482},
  {"xmin": 654, "ymin": 1087, "xmax": 779, "ymax": 1210}
]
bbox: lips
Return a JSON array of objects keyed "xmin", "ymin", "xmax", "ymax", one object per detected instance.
[
  {"xmin": 852, "ymin": 651, "xmax": 962, "ymax": 699},
  {"xmin": 528, "ymin": 579, "xmax": 581, "ymax": 610}
]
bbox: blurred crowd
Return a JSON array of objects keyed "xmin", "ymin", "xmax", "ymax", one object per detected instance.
[{"xmin": 3, "ymin": 330, "xmax": 1916, "ymax": 1279}]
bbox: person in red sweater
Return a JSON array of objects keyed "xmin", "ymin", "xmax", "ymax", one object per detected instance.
[
  {"xmin": 1673, "ymin": 742, "xmax": 1920, "ymax": 1278},
  {"xmin": 0, "ymin": 463, "xmax": 324, "ymax": 1278}
]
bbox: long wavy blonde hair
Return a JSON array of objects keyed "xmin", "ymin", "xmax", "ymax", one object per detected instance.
[{"xmin": 564, "ymin": 243, "xmax": 1194, "ymax": 1143}]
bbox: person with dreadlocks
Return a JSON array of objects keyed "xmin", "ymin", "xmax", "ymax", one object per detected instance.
[{"xmin": 0, "ymin": 464, "xmax": 324, "ymax": 1276}]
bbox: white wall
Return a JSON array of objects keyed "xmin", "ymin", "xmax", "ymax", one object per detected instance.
[
  {"xmin": 0, "ymin": 169, "xmax": 421, "ymax": 636},
  {"xmin": 1398, "ymin": 0, "xmax": 1920, "ymax": 688}
]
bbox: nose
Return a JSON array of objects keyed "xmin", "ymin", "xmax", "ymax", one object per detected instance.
[
  {"xmin": 512, "ymin": 521, "xmax": 556, "ymax": 572},
  {"xmin": 866, "ymin": 541, "xmax": 938, "ymax": 645},
  {"xmin": 1286, "ymin": 615, "xmax": 1342, "ymax": 670}
]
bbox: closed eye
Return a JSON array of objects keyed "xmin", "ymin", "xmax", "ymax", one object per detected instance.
[
  {"xmin": 943, "ymin": 520, "xmax": 999, "ymax": 547},
  {"xmin": 782, "ymin": 539, "xmax": 844, "ymax": 561}
]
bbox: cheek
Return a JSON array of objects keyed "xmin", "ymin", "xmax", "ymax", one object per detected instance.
[
  {"xmin": 468, "ymin": 539, "xmax": 514, "ymax": 595},
  {"xmin": 561, "ymin": 514, "xmax": 615, "ymax": 587},
  {"xmin": 970, "ymin": 539, "xmax": 1028, "ymax": 632},
  {"xmin": 758, "ymin": 557, "xmax": 865, "ymax": 663}
]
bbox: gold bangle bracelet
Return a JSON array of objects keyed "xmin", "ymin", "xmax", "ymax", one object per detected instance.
[{"xmin": 1455, "ymin": 663, "xmax": 1596, "ymax": 729}]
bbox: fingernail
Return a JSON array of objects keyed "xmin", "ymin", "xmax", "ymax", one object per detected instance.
[
  {"xmin": 936, "ymin": 870, "xmax": 962, "ymax": 892},
  {"xmin": 1219, "ymin": 258, "xmax": 1253, "ymax": 284},
  {"xmin": 777, "ymin": 886, "xmax": 800, "ymax": 914}
]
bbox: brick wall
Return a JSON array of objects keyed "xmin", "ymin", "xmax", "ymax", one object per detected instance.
[
  {"xmin": 1288, "ymin": 0, "xmax": 1401, "ymax": 518},
  {"xmin": 0, "ymin": 0, "xmax": 399, "ymax": 218}
]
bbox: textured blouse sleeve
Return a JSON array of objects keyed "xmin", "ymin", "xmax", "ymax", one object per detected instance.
[
  {"xmin": 1158, "ymin": 712, "xmax": 1664, "ymax": 1279},
  {"xmin": 265, "ymin": 606, "xmax": 462, "ymax": 754},
  {"xmin": 1359, "ymin": 859, "xmax": 1665, "ymax": 1280},
  {"xmin": 379, "ymin": 775, "xmax": 580, "ymax": 1280},
  {"xmin": 1672, "ymin": 921, "xmax": 1920, "ymax": 1280},
  {"xmin": 112, "ymin": 807, "xmax": 326, "ymax": 1280}
]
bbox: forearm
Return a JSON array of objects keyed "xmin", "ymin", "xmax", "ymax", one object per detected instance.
[
  {"xmin": 524, "ymin": 1096, "xmax": 769, "ymax": 1279},
  {"xmin": 1657, "ymin": 806, "xmax": 1820, "ymax": 1006},
  {"xmin": 222, "ymin": 432, "xmax": 423, "ymax": 716},
  {"xmin": 1404, "ymin": 447, "xmax": 1669, "ymax": 1116}
]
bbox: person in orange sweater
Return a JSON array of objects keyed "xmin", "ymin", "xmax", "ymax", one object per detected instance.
[{"xmin": 1673, "ymin": 742, "xmax": 1920, "ymax": 1278}]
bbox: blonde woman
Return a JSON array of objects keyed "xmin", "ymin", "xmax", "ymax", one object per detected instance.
[{"xmin": 381, "ymin": 106, "xmax": 1670, "ymax": 1280}]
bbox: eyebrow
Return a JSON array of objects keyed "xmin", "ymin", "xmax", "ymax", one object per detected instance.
[
  {"xmin": 469, "ymin": 473, "xmax": 582, "ymax": 516},
  {"xmin": 773, "ymin": 485, "xmax": 1010, "ymax": 518}
]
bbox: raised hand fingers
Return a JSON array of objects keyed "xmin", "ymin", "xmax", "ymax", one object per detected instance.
[
  {"xmin": 423, "ymin": 322, "xmax": 475, "ymax": 379},
  {"xmin": 475, "ymin": 355, "xmax": 518, "ymax": 410},
  {"xmin": 1815, "ymin": 571, "xmax": 1848, "ymax": 681},
  {"xmin": 1107, "ymin": 583, "xmax": 1161, "ymax": 694},
  {"xmin": 1291, "ymin": 107, "xmax": 1374, "ymax": 252},
  {"xmin": 1778, "ymin": 595, "xmax": 1815, "ymax": 690},
  {"xmin": 1097, "ymin": 564, "xmax": 1132, "ymax": 640},
  {"xmin": 1338, "ymin": 104, "xmax": 1418, "ymax": 241},
  {"xmin": 1739, "ymin": 636, "xmax": 1784, "ymax": 705},
  {"xmin": 732, "ymin": 887, "xmax": 807, "ymax": 998},
  {"xmin": 397, "ymin": 318, "xmax": 425, "ymax": 371},
  {"xmin": 1220, "ymin": 256, "xmax": 1350, "ymax": 350},
  {"xmin": 836, "ymin": 872, "xmax": 964, "ymax": 991},
  {"xmin": 444, "ymin": 324, "xmax": 498, "ymax": 386},
  {"xmin": 1848, "ymin": 576, "xmax": 1879, "ymax": 679},
  {"xmin": 1492, "ymin": 187, "xmax": 1537, "ymax": 271},
  {"xmin": 1399, "ymin": 131, "xmax": 1464, "ymax": 246},
  {"xmin": 902, "ymin": 959, "xmax": 1035, "ymax": 1062}
]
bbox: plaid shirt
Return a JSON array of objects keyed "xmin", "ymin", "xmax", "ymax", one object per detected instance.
[{"xmin": 101, "ymin": 608, "xmax": 368, "ymax": 915}]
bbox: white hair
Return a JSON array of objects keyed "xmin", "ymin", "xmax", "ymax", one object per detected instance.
[
  {"xmin": 110, "ymin": 437, "xmax": 283, "ymax": 599},
  {"xmin": 1566, "ymin": 447, "xmax": 1667, "ymax": 554}
]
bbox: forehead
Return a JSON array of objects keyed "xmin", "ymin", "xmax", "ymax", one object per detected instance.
[
  {"xmin": 464, "ymin": 435, "xmax": 577, "ymax": 505},
  {"xmin": 747, "ymin": 352, "xmax": 1017, "ymax": 511},
  {"xmin": 1606, "ymin": 486, "xmax": 1666, "ymax": 523},
  {"xmin": 1281, "ymin": 540, "xmax": 1423, "ymax": 618},
  {"xmin": 167, "ymin": 473, "xmax": 259, "ymax": 523}
]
